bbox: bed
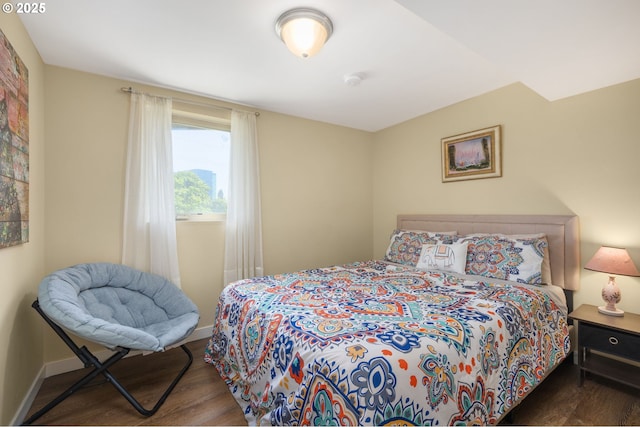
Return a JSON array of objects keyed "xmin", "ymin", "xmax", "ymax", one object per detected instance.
[{"xmin": 205, "ymin": 214, "xmax": 580, "ymax": 425}]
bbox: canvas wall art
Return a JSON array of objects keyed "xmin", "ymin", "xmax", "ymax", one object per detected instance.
[{"xmin": 0, "ymin": 28, "xmax": 29, "ymax": 248}]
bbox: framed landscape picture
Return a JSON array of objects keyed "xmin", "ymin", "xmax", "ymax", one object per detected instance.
[{"xmin": 441, "ymin": 125, "xmax": 501, "ymax": 183}]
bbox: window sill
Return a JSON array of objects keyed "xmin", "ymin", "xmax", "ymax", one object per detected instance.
[{"xmin": 176, "ymin": 213, "xmax": 226, "ymax": 223}]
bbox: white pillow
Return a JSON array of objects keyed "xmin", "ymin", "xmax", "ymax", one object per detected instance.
[{"xmin": 416, "ymin": 242, "xmax": 469, "ymax": 274}]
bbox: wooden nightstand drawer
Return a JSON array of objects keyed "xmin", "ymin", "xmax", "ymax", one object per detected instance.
[{"xmin": 579, "ymin": 322, "xmax": 640, "ymax": 361}]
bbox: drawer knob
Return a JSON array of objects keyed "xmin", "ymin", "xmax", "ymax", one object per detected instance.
[{"xmin": 609, "ymin": 336, "xmax": 619, "ymax": 345}]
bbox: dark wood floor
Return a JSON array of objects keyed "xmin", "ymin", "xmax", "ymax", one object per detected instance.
[{"xmin": 24, "ymin": 339, "xmax": 640, "ymax": 426}]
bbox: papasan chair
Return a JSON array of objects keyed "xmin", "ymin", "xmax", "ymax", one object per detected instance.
[{"xmin": 23, "ymin": 263, "xmax": 200, "ymax": 425}]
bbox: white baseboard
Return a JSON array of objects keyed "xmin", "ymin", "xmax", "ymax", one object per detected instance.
[
  {"xmin": 12, "ymin": 325, "xmax": 213, "ymax": 426},
  {"xmin": 11, "ymin": 365, "xmax": 45, "ymax": 426}
]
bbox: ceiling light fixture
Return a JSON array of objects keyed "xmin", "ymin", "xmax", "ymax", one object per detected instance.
[{"xmin": 275, "ymin": 8, "xmax": 333, "ymax": 59}]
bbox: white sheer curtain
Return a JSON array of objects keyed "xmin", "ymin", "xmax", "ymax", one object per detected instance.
[
  {"xmin": 224, "ymin": 110, "xmax": 263, "ymax": 286},
  {"xmin": 122, "ymin": 92, "xmax": 182, "ymax": 286}
]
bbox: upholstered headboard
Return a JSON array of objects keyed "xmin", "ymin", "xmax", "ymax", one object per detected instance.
[{"xmin": 397, "ymin": 214, "xmax": 580, "ymax": 291}]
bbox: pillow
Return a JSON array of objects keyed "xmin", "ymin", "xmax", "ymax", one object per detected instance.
[
  {"xmin": 491, "ymin": 233, "xmax": 551, "ymax": 284},
  {"xmin": 501, "ymin": 233, "xmax": 551, "ymax": 284},
  {"xmin": 416, "ymin": 241, "xmax": 469, "ymax": 274},
  {"xmin": 384, "ymin": 229, "xmax": 457, "ymax": 266},
  {"xmin": 460, "ymin": 234, "xmax": 548, "ymax": 285}
]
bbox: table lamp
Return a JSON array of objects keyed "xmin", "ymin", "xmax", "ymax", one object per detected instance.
[{"xmin": 584, "ymin": 246, "xmax": 640, "ymax": 316}]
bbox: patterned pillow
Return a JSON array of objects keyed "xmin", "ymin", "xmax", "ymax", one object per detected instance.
[
  {"xmin": 488, "ymin": 233, "xmax": 551, "ymax": 284},
  {"xmin": 384, "ymin": 229, "xmax": 457, "ymax": 266},
  {"xmin": 416, "ymin": 241, "xmax": 469, "ymax": 274},
  {"xmin": 460, "ymin": 234, "xmax": 548, "ymax": 284}
]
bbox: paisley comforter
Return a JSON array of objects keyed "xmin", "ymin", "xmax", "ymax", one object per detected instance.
[{"xmin": 204, "ymin": 260, "xmax": 569, "ymax": 425}]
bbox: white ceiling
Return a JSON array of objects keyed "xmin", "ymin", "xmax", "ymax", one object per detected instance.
[{"xmin": 19, "ymin": 0, "xmax": 640, "ymax": 132}]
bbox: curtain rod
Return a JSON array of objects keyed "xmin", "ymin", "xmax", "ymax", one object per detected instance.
[{"xmin": 120, "ymin": 86, "xmax": 259, "ymax": 117}]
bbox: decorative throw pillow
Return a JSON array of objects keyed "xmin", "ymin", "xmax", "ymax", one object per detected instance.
[
  {"xmin": 416, "ymin": 241, "xmax": 469, "ymax": 274},
  {"xmin": 384, "ymin": 229, "xmax": 457, "ymax": 266},
  {"xmin": 460, "ymin": 234, "xmax": 548, "ymax": 285},
  {"xmin": 492, "ymin": 233, "xmax": 551, "ymax": 284}
]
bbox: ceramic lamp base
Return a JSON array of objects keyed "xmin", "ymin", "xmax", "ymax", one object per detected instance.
[
  {"xmin": 599, "ymin": 276, "xmax": 623, "ymax": 316},
  {"xmin": 598, "ymin": 305, "xmax": 624, "ymax": 316}
]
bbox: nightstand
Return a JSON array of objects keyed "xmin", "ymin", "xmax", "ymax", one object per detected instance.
[{"xmin": 568, "ymin": 304, "xmax": 640, "ymax": 390}]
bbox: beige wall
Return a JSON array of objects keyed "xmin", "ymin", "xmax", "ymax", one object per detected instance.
[
  {"xmin": 372, "ymin": 80, "xmax": 640, "ymax": 312},
  {"xmin": 0, "ymin": 14, "xmax": 46, "ymax": 426},
  {"xmin": 258, "ymin": 111, "xmax": 373, "ymax": 274},
  {"xmin": 42, "ymin": 66, "xmax": 373, "ymax": 360}
]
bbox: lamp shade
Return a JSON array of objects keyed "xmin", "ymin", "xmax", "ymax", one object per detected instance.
[
  {"xmin": 275, "ymin": 8, "xmax": 333, "ymax": 58},
  {"xmin": 584, "ymin": 246, "xmax": 640, "ymax": 277}
]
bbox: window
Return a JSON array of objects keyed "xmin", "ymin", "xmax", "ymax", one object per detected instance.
[{"xmin": 172, "ymin": 107, "xmax": 230, "ymax": 220}]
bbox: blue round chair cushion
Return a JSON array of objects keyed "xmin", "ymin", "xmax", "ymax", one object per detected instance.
[{"xmin": 38, "ymin": 263, "xmax": 200, "ymax": 352}]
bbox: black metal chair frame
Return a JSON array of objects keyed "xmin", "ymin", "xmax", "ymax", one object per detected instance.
[{"xmin": 23, "ymin": 300, "xmax": 193, "ymax": 425}]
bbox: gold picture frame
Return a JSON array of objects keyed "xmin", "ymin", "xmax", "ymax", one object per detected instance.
[{"xmin": 441, "ymin": 125, "xmax": 501, "ymax": 182}]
